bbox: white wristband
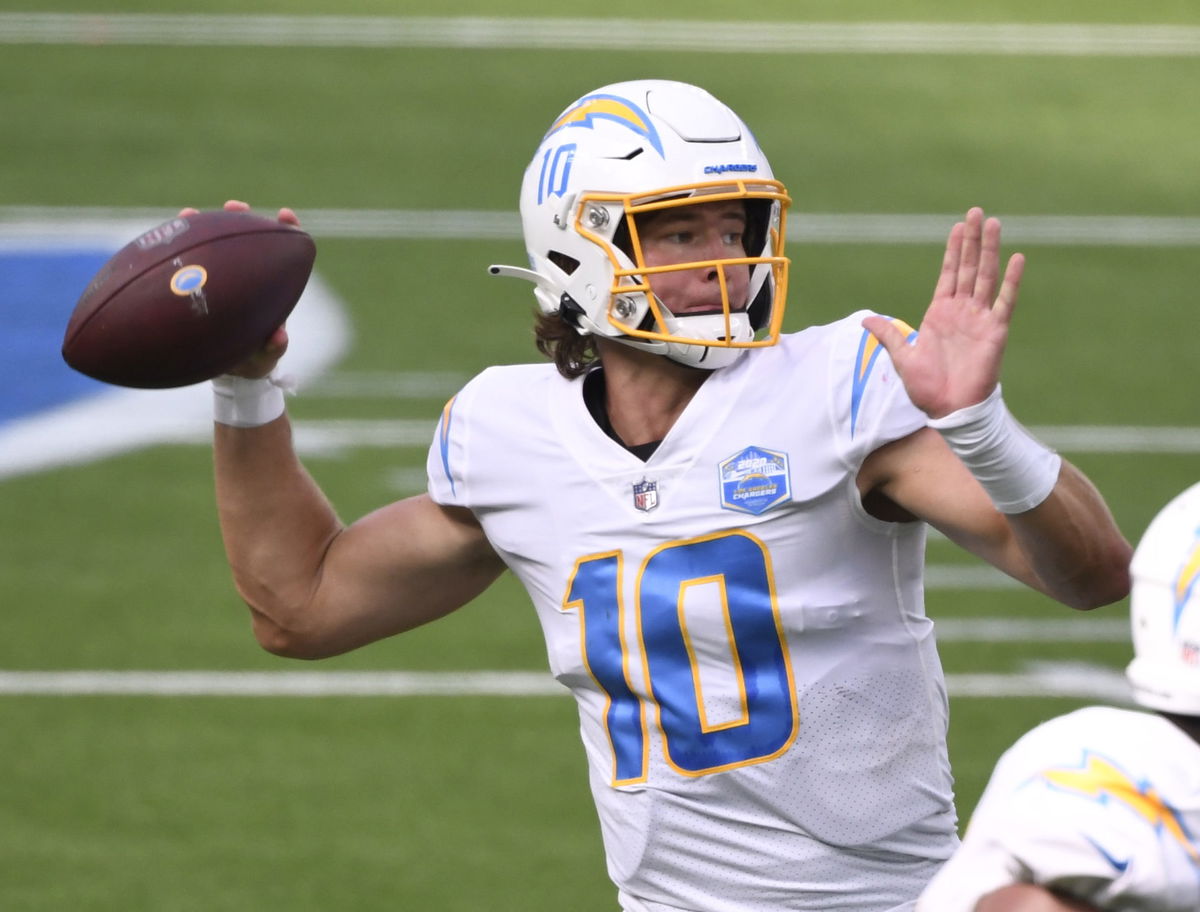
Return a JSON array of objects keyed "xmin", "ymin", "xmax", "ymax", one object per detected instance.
[
  {"xmin": 212, "ymin": 374, "xmax": 288, "ymax": 428},
  {"xmin": 927, "ymin": 386, "xmax": 1061, "ymax": 514}
]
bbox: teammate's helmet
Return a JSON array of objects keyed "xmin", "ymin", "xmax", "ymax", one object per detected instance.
[
  {"xmin": 493, "ymin": 80, "xmax": 790, "ymax": 370},
  {"xmin": 1126, "ymin": 481, "xmax": 1200, "ymax": 715}
]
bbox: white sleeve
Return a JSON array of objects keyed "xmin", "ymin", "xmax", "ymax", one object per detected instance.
[
  {"xmin": 830, "ymin": 310, "xmax": 928, "ymax": 468},
  {"xmin": 426, "ymin": 384, "xmax": 473, "ymax": 509}
]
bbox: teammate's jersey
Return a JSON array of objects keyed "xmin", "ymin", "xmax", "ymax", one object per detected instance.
[
  {"xmin": 917, "ymin": 706, "xmax": 1200, "ymax": 912},
  {"xmin": 427, "ymin": 312, "xmax": 957, "ymax": 911}
]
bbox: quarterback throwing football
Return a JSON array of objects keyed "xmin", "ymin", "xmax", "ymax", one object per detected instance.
[{"xmin": 203, "ymin": 81, "xmax": 1131, "ymax": 911}]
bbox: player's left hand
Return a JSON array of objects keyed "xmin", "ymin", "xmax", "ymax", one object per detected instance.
[{"xmin": 862, "ymin": 207, "xmax": 1024, "ymax": 419}]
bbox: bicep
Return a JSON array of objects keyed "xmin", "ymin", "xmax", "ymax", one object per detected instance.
[{"xmin": 288, "ymin": 495, "xmax": 506, "ymax": 657}]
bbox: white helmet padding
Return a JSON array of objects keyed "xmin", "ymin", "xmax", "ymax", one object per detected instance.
[
  {"xmin": 1126, "ymin": 481, "xmax": 1200, "ymax": 716},
  {"xmin": 493, "ymin": 79, "xmax": 790, "ymax": 371}
]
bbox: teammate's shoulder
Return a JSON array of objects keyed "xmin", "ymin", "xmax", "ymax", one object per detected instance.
[
  {"xmin": 1027, "ymin": 705, "xmax": 1151, "ymax": 739},
  {"xmin": 996, "ymin": 706, "xmax": 1160, "ymax": 771}
]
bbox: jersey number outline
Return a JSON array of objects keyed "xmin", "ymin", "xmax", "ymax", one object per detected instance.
[{"xmin": 561, "ymin": 529, "xmax": 797, "ymax": 785}]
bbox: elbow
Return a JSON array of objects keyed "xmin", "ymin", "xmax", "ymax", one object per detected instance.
[
  {"xmin": 1065, "ymin": 571, "xmax": 1132, "ymax": 611},
  {"xmin": 253, "ymin": 624, "xmax": 319, "ymax": 660},
  {"xmin": 234, "ymin": 568, "xmax": 347, "ymax": 660},
  {"xmin": 1064, "ymin": 539, "xmax": 1134, "ymax": 612},
  {"xmin": 249, "ymin": 607, "xmax": 344, "ymax": 661}
]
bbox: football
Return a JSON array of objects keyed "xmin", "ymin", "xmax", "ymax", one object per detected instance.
[{"xmin": 61, "ymin": 209, "xmax": 316, "ymax": 388}]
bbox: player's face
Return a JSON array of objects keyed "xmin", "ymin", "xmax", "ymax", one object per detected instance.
[{"xmin": 636, "ymin": 200, "xmax": 751, "ymax": 317}]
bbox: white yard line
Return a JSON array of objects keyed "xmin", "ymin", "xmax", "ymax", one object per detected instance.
[
  {"xmin": 0, "ymin": 661, "xmax": 1132, "ymax": 700},
  {"xmin": 932, "ymin": 617, "xmax": 1129, "ymax": 641},
  {"xmin": 0, "ymin": 14, "xmax": 1197, "ymax": 56},
  {"xmin": 1028, "ymin": 426, "xmax": 1200, "ymax": 453},
  {"xmin": 4, "ymin": 207, "xmax": 1200, "ymax": 246},
  {"xmin": 0, "ymin": 670, "xmax": 562, "ymax": 697},
  {"xmin": 947, "ymin": 662, "xmax": 1133, "ymax": 702},
  {"xmin": 277, "ymin": 416, "xmax": 1200, "ymax": 458}
]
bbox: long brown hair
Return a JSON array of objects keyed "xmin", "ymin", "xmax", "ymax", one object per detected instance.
[{"xmin": 534, "ymin": 309, "xmax": 598, "ymax": 379}]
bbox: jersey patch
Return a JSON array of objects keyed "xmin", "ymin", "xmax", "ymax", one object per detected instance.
[{"xmin": 718, "ymin": 445, "xmax": 791, "ymax": 515}]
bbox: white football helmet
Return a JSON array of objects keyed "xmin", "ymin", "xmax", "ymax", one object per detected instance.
[
  {"xmin": 1126, "ymin": 481, "xmax": 1200, "ymax": 715},
  {"xmin": 491, "ymin": 79, "xmax": 790, "ymax": 370}
]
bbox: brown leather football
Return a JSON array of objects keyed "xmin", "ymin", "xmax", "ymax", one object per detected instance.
[{"xmin": 62, "ymin": 210, "xmax": 315, "ymax": 388}]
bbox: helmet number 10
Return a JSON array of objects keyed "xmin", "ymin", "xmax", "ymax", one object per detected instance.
[{"xmin": 537, "ymin": 143, "xmax": 576, "ymax": 205}]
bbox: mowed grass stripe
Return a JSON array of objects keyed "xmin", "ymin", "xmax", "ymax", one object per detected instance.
[{"xmin": 1, "ymin": 14, "xmax": 1199, "ymax": 56}]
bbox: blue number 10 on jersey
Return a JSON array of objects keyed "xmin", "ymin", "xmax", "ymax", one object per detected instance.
[{"xmin": 562, "ymin": 530, "xmax": 798, "ymax": 785}]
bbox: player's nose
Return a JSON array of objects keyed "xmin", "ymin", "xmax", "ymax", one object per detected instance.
[{"xmin": 696, "ymin": 234, "xmax": 732, "ymax": 280}]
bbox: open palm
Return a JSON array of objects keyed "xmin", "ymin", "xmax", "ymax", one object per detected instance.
[{"xmin": 863, "ymin": 207, "xmax": 1025, "ymax": 420}]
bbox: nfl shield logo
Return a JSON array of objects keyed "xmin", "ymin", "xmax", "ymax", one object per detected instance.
[{"xmin": 632, "ymin": 478, "xmax": 659, "ymax": 512}]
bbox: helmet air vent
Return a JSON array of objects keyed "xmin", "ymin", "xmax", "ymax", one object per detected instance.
[{"xmin": 645, "ymin": 84, "xmax": 741, "ymax": 142}]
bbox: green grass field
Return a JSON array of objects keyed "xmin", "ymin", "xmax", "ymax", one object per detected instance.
[{"xmin": 2, "ymin": 2, "xmax": 1198, "ymax": 909}]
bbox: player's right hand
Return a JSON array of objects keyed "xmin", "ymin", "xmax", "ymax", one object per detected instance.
[
  {"xmin": 227, "ymin": 324, "xmax": 289, "ymax": 379},
  {"xmin": 177, "ymin": 200, "xmax": 297, "ymax": 379}
]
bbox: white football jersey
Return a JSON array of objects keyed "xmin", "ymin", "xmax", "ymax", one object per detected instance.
[
  {"xmin": 428, "ymin": 312, "xmax": 957, "ymax": 911},
  {"xmin": 917, "ymin": 706, "xmax": 1200, "ymax": 912}
]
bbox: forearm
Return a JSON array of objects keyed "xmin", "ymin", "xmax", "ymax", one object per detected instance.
[
  {"xmin": 214, "ymin": 414, "xmax": 345, "ymax": 646},
  {"xmin": 928, "ymin": 388, "xmax": 1131, "ymax": 609},
  {"xmin": 1004, "ymin": 460, "xmax": 1132, "ymax": 610}
]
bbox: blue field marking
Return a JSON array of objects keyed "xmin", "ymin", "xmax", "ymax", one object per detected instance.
[
  {"xmin": 0, "ymin": 223, "xmax": 349, "ymax": 480},
  {"xmin": 0, "ymin": 249, "xmax": 111, "ymax": 424}
]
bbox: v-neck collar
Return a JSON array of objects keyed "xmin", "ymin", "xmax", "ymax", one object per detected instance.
[
  {"xmin": 581, "ymin": 368, "xmax": 661, "ymax": 461},
  {"xmin": 553, "ymin": 354, "xmax": 752, "ymax": 476}
]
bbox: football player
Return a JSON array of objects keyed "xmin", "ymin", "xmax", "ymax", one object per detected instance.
[
  {"xmin": 203, "ymin": 80, "xmax": 1132, "ymax": 911},
  {"xmin": 917, "ymin": 482, "xmax": 1200, "ymax": 911}
]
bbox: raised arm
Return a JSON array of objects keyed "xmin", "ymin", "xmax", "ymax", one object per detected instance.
[
  {"xmin": 204, "ymin": 202, "xmax": 505, "ymax": 659},
  {"xmin": 861, "ymin": 208, "xmax": 1131, "ymax": 610},
  {"xmin": 215, "ymin": 412, "xmax": 504, "ymax": 659}
]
